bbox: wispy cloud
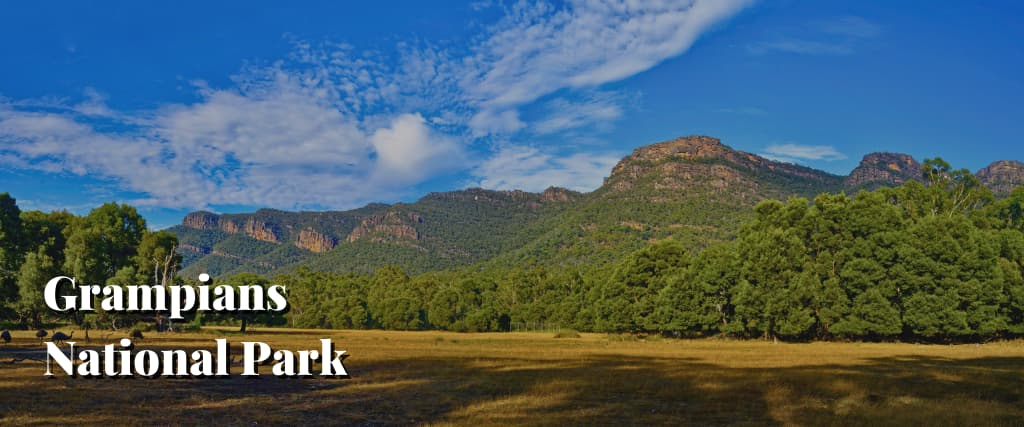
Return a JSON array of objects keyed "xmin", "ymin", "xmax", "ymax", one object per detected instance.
[
  {"xmin": 533, "ymin": 91, "xmax": 632, "ymax": 135},
  {"xmin": 815, "ymin": 16, "xmax": 881, "ymax": 39},
  {"xmin": 470, "ymin": 145, "xmax": 620, "ymax": 192},
  {"xmin": 749, "ymin": 15, "xmax": 880, "ymax": 56},
  {"xmin": 463, "ymin": 0, "xmax": 754, "ymax": 135},
  {"xmin": 0, "ymin": 0, "xmax": 753, "ymax": 209},
  {"xmin": 748, "ymin": 39, "xmax": 854, "ymax": 56},
  {"xmin": 761, "ymin": 143, "xmax": 847, "ymax": 164}
]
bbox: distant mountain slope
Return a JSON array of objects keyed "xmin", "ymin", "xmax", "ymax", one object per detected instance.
[
  {"xmin": 173, "ymin": 187, "xmax": 579, "ymax": 276},
  {"xmin": 171, "ymin": 135, "xmax": 1022, "ymax": 277},
  {"xmin": 299, "ymin": 187, "xmax": 581, "ymax": 274}
]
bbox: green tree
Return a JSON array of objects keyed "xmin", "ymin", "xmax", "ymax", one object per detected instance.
[
  {"xmin": 0, "ymin": 193, "xmax": 24, "ymax": 312},
  {"xmin": 831, "ymin": 288, "xmax": 902, "ymax": 339},
  {"xmin": 593, "ymin": 240, "xmax": 689, "ymax": 332},
  {"xmin": 326, "ymin": 295, "xmax": 369, "ymax": 329},
  {"xmin": 16, "ymin": 245, "xmax": 59, "ymax": 326},
  {"xmin": 378, "ymin": 297, "xmax": 423, "ymax": 330},
  {"xmin": 732, "ymin": 199, "xmax": 816, "ymax": 340},
  {"xmin": 64, "ymin": 203, "xmax": 146, "ymax": 287},
  {"xmin": 427, "ymin": 287, "xmax": 464, "ymax": 330},
  {"xmin": 133, "ymin": 230, "xmax": 182, "ymax": 286}
]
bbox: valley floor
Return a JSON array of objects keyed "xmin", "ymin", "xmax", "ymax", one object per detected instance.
[{"xmin": 0, "ymin": 328, "xmax": 1021, "ymax": 426}]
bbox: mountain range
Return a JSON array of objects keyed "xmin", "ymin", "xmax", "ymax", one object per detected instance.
[{"xmin": 169, "ymin": 136, "xmax": 1024, "ymax": 277}]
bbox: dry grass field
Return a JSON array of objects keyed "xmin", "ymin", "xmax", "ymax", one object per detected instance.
[{"xmin": 0, "ymin": 328, "xmax": 1021, "ymax": 426}]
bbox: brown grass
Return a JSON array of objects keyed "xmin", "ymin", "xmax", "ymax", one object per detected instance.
[{"xmin": 0, "ymin": 328, "xmax": 1021, "ymax": 426}]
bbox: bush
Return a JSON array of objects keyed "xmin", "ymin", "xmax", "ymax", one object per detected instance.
[{"xmin": 553, "ymin": 330, "xmax": 581, "ymax": 339}]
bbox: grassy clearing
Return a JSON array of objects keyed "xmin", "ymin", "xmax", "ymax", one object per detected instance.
[{"xmin": 0, "ymin": 328, "xmax": 1021, "ymax": 426}]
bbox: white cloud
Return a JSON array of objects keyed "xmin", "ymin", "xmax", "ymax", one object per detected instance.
[
  {"xmin": 0, "ymin": 1, "xmax": 753, "ymax": 209},
  {"xmin": 72, "ymin": 88, "xmax": 122, "ymax": 118},
  {"xmin": 468, "ymin": 109, "xmax": 525, "ymax": 137},
  {"xmin": 471, "ymin": 145, "xmax": 620, "ymax": 192},
  {"xmin": 762, "ymin": 143, "xmax": 846, "ymax": 162},
  {"xmin": 0, "ymin": 70, "xmax": 462, "ymax": 209},
  {"xmin": 534, "ymin": 91, "xmax": 627, "ymax": 135},
  {"xmin": 371, "ymin": 113, "xmax": 464, "ymax": 184},
  {"xmin": 462, "ymin": 0, "xmax": 753, "ymax": 135}
]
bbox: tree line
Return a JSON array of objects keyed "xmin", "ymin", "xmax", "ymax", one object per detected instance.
[
  {"xmin": 2, "ymin": 158, "xmax": 1023, "ymax": 341},
  {"xmin": 278, "ymin": 158, "xmax": 1024, "ymax": 342},
  {"xmin": 0, "ymin": 198, "xmax": 181, "ymax": 329}
]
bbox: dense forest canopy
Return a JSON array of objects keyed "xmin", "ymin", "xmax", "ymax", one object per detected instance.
[{"xmin": 1, "ymin": 158, "xmax": 1023, "ymax": 342}]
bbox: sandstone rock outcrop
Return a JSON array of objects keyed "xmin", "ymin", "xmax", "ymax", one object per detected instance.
[
  {"xmin": 221, "ymin": 220, "xmax": 241, "ymax": 234},
  {"xmin": 243, "ymin": 218, "xmax": 279, "ymax": 243},
  {"xmin": 182, "ymin": 211, "xmax": 220, "ymax": 230},
  {"xmin": 295, "ymin": 228, "xmax": 336, "ymax": 253},
  {"xmin": 845, "ymin": 152, "xmax": 922, "ymax": 189},
  {"xmin": 977, "ymin": 160, "xmax": 1024, "ymax": 197}
]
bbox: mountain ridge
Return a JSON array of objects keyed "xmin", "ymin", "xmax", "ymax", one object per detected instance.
[{"xmin": 171, "ymin": 135, "xmax": 1024, "ymax": 276}]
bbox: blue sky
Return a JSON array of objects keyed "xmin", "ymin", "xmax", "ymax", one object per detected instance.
[{"xmin": 1, "ymin": 1, "xmax": 1022, "ymax": 228}]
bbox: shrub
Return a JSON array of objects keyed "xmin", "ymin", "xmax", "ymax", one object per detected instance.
[{"xmin": 554, "ymin": 330, "xmax": 581, "ymax": 339}]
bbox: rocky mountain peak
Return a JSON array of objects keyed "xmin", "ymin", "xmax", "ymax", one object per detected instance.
[
  {"xmin": 605, "ymin": 135, "xmax": 841, "ymax": 198},
  {"xmin": 617, "ymin": 135, "xmax": 726, "ymax": 165},
  {"xmin": 977, "ymin": 160, "xmax": 1024, "ymax": 196},
  {"xmin": 845, "ymin": 152, "xmax": 922, "ymax": 189}
]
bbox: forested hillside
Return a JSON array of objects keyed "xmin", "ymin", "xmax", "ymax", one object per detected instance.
[
  {"xmin": 172, "ymin": 187, "xmax": 581, "ymax": 276},
  {"xmin": 170, "ymin": 136, "xmax": 1024, "ymax": 276}
]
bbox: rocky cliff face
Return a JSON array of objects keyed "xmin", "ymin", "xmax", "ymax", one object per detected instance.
[
  {"xmin": 187, "ymin": 215, "xmax": 281, "ymax": 243},
  {"xmin": 243, "ymin": 218, "xmax": 279, "ymax": 243},
  {"xmin": 221, "ymin": 220, "xmax": 241, "ymax": 234},
  {"xmin": 295, "ymin": 228, "xmax": 337, "ymax": 253},
  {"xmin": 182, "ymin": 211, "xmax": 220, "ymax": 230},
  {"xmin": 347, "ymin": 211, "xmax": 421, "ymax": 243},
  {"xmin": 977, "ymin": 160, "xmax": 1024, "ymax": 196},
  {"xmin": 845, "ymin": 152, "xmax": 922, "ymax": 189}
]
